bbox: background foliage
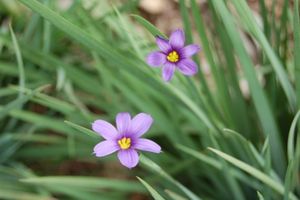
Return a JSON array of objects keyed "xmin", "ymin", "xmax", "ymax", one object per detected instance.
[{"xmin": 0, "ymin": 0, "xmax": 300, "ymax": 199}]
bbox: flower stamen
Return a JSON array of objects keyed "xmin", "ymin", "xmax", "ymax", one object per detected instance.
[
  {"xmin": 167, "ymin": 51, "xmax": 179, "ymax": 63},
  {"xmin": 118, "ymin": 137, "xmax": 131, "ymax": 150}
]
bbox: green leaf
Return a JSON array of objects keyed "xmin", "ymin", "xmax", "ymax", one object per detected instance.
[
  {"xmin": 210, "ymin": 0, "xmax": 285, "ymax": 175},
  {"xmin": 131, "ymin": 15, "xmax": 166, "ymax": 38},
  {"xmin": 287, "ymin": 110, "xmax": 300, "ymax": 160},
  {"xmin": 294, "ymin": 0, "xmax": 300, "ymax": 108},
  {"xmin": 140, "ymin": 155, "xmax": 202, "ymax": 200},
  {"xmin": 257, "ymin": 191, "xmax": 265, "ymax": 200},
  {"xmin": 9, "ymin": 24, "xmax": 25, "ymax": 97},
  {"xmin": 208, "ymin": 148, "xmax": 298, "ymax": 200},
  {"xmin": 21, "ymin": 176, "xmax": 146, "ymax": 193},
  {"xmin": 64, "ymin": 121, "xmax": 99, "ymax": 138},
  {"xmin": 230, "ymin": 0, "xmax": 296, "ymax": 110},
  {"xmin": 165, "ymin": 189, "xmax": 188, "ymax": 200},
  {"xmin": 137, "ymin": 177, "xmax": 166, "ymax": 200},
  {"xmin": 178, "ymin": 144, "xmax": 266, "ymax": 194},
  {"xmin": 0, "ymin": 189, "xmax": 54, "ymax": 200},
  {"xmin": 0, "ymin": 85, "xmax": 48, "ymax": 120}
]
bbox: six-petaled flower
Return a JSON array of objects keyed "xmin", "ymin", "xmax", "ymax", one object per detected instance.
[
  {"xmin": 146, "ymin": 29, "xmax": 201, "ymax": 81},
  {"xmin": 92, "ymin": 112, "xmax": 161, "ymax": 169}
]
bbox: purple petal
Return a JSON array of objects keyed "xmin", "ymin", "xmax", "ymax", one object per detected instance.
[
  {"xmin": 181, "ymin": 44, "xmax": 200, "ymax": 58},
  {"xmin": 146, "ymin": 51, "xmax": 166, "ymax": 67},
  {"xmin": 134, "ymin": 138, "xmax": 161, "ymax": 153},
  {"xmin": 93, "ymin": 140, "xmax": 119, "ymax": 157},
  {"xmin": 130, "ymin": 113, "xmax": 153, "ymax": 138},
  {"xmin": 116, "ymin": 112, "xmax": 131, "ymax": 135},
  {"xmin": 156, "ymin": 36, "xmax": 171, "ymax": 53},
  {"xmin": 92, "ymin": 120, "xmax": 118, "ymax": 140},
  {"xmin": 117, "ymin": 149, "xmax": 139, "ymax": 168},
  {"xmin": 169, "ymin": 29, "xmax": 185, "ymax": 49},
  {"xmin": 177, "ymin": 59, "xmax": 198, "ymax": 76},
  {"xmin": 162, "ymin": 63, "xmax": 176, "ymax": 82}
]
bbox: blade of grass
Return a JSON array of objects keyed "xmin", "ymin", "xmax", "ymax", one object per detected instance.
[
  {"xmin": 208, "ymin": 133, "xmax": 246, "ymax": 200},
  {"xmin": 42, "ymin": 0, "xmax": 52, "ymax": 53},
  {"xmin": 230, "ymin": 0, "xmax": 296, "ymax": 110},
  {"xmin": 285, "ymin": 110, "xmax": 300, "ymax": 198},
  {"xmin": 186, "ymin": 0, "xmax": 236, "ymax": 129},
  {"xmin": 64, "ymin": 120, "xmax": 99, "ymax": 138},
  {"xmin": 189, "ymin": 0, "xmax": 227, "ymax": 121},
  {"xmin": 9, "ymin": 24, "xmax": 25, "ymax": 96},
  {"xmin": 137, "ymin": 177, "xmax": 166, "ymax": 200},
  {"xmin": 284, "ymin": 159, "xmax": 296, "ymax": 200},
  {"xmin": 20, "ymin": 176, "xmax": 146, "ymax": 193},
  {"xmin": 294, "ymin": 0, "xmax": 300, "ymax": 108},
  {"xmin": 177, "ymin": 144, "xmax": 263, "ymax": 190},
  {"xmin": 211, "ymin": 0, "xmax": 285, "ymax": 175},
  {"xmin": 0, "ymin": 189, "xmax": 55, "ymax": 200},
  {"xmin": 17, "ymin": 0, "xmax": 151, "ymax": 82},
  {"xmin": 258, "ymin": 0, "xmax": 270, "ymax": 40},
  {"xmin": 208, "ymin": 148, "xmax": 298, "ymax": 200},
  {"xmin": 208, "ymin": 1, "xmax": 252, "ymax": 136},
  {"xmin": 277, "ymin": 0, "xmax": 289, "ymax": 62},
  {"xmin": 165, "ymin": 189, "xmax": 188, "ymax": 200},
  {"xmin": 180, "ymin": 0, "xmax": 224, "ymax": 127},
  {"xmin": 114, "ymin": 8, "xmax": 143, "ymax": 59},
  {"xmin": 257, "ymin": 191, "xmax": 265, "ymax": 200},
  {"xmin": 140, "ymin": 155, "xmax": 202, "ymax": 200},
  {"xmin": 287, "ymin": 110, "xmax": 300, "ymax": 160},
  {"xmin": 0, "ymin": 85, "xmax": 48, "ymax": 120},
  {"xmin": 10, "ymin": 86, "xmax": 76, "ymax": 114},
  {"xmin": 131, "ymin": 15, "xmax": 166, "ymax": 38}
]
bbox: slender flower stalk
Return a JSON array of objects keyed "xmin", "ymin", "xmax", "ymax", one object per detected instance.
[
  {"xmin": 146, "ymin": 29, "xmax": 201, "ymax": 81},
  {"xmin": 92, "ymin": 112, "xmax": 161, "ymax": 168}
]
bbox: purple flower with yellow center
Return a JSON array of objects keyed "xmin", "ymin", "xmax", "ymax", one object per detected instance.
[
  {"xmin": 146, "ymin": 29, "xmax": 201, "ymax": 81},
  {"xmin": 92, "ymin": 112, "xmax": 161, "ymax": 169}
]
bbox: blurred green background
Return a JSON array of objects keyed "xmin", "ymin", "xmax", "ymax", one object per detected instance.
[{"xmin": 0, "ymin": 0, "xmax": 300, "ymax": 199}]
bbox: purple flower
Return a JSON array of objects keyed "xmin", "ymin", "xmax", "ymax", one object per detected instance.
[
  {"xmin": 146, "ymin": 29, "xmax": 201, "ymax": 81},
  {"xmin": 92, "ymin": 112, "xmax": 161, "ymax": 169}
]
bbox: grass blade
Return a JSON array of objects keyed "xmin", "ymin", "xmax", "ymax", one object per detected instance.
[
  {"xmin": 230, "ymin": 0, "xmax": 296, "ymax": 110},
  {"xmin": 64, "ymin": 121, "xmax": 99, "ymax": 138},
  {"xmin": 9, "ymin": 24, "xmax": 25, "ymax": 97},
  {"xmin": 131, "ymin": 15, "xmax": 166, "ymax": 38},
  {"xmin": 294, "ymin": 0, "xmax": 300, "ymax": 108},
  {"xmin": 208, "ymin": 148, "xmax": 298, "ymax": 200},
  {"xmin": 287, "ymin": 110, "xmax": 300, "ymax": 160},
  {"xmin": 137, "ymin": 177, "xmax": 166, "ymax": 200},
  {"xmin": 140, "ymin": 155, "xmax": 202, "ymax": 200},
  {"xmin": 211, "ymin": 0, "xmax": 285, "ymax": 175},
  {"xmin": 21, "ymin": 176, "xmax": 146, "ymax": 193}
]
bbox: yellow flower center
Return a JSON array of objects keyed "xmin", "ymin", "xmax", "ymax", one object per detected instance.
[
  {"xmin": 118, "ymin": 137, "xmax": 131, "ymax": 150},
  {"xmin": 167, "ymin": 51, "xmax": 179, "ymax": 63}
]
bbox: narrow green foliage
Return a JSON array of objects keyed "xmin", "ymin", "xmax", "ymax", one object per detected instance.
[
  {"xmin": 257, "ymin": 191, "xmax": 265, "ymax": 200},
  {"xmin": 64, "ymin": 121, "xmax": 99, "ymax": 138},
  {"xmin": 230, "ymin": 0, "xmax": 296, "ymax": 110},
  {"xmin": 137, "ymin": 177, "xmax": 166, "ymax": 200},
  {"xmin": 9, "ymin": 24, "xmax": 25, "ymax": 96},
  {"xmin": 140, "ymin": 155, "xmax": 202, "ymax": 200},
  {"xmin": 209, "ymin": 148, "xmax": 298, "ymax": 200},
  {"xmin": 165, "ymin": 190, "xmax": 188, "ymax": 200},
  {"xmin": 131, "ymin": 15, "xmax": 167, "ymax": 38},
  {"xmin": 21, "ymin": 176, "xmax": 146, "ymax": 193},
  {"xmin": 294, "ymin": 0, "xmax": 300, "ymax": 108},
  {"xmin": 211, "ymin": 0, "xmax": 285, "ymax": 175},
  {"xmin": 287, "ymin": 110, "xmax": 300, "ymax": 160}
]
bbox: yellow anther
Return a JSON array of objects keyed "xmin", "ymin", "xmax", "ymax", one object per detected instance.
[
  {"xmin": 167, "ymin": 51, "xmax": 179, "ymax": 63},
  {"xmin": 118, "ymin": 137, "xmax": 131, "ymax": 150}
]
